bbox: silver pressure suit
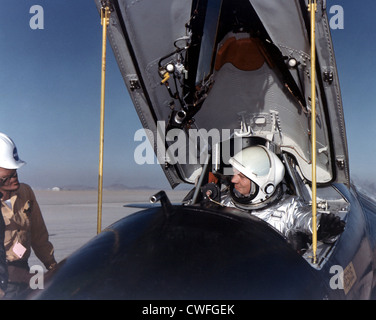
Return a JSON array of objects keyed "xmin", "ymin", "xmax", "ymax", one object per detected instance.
[{"xmin": 221, "ymin": 193, "xmax": 316, "ymax": 237}]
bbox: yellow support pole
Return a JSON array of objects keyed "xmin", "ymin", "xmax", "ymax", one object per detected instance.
[
  {"xmin": 97, "ymin": 5, "xmax": 111, "ymax": 234},
  {"xmin": 309, "ymin": 0, "xmax": 318, "ymax": 264}
]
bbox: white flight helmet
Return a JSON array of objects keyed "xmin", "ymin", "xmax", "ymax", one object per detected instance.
[
  {"xmin": 229, "ymin": 145, "xmax": 285, "ymax": 208},
  {"xmin": 0, "ymin": 133, "xmax": 26, "ymax": 169}
]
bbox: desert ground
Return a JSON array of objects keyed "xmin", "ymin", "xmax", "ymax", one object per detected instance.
[{"xmin": 28, "ymin": 188, "xmax": 189, "ymax": 269}]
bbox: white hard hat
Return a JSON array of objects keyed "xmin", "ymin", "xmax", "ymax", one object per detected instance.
[
  {"xmin": 229, "ymin": 145, "xmax": 285, "ymax": 205},
  {"xmin": 0, "ymin": 133, "xmax": 26, "ymax": 169}
]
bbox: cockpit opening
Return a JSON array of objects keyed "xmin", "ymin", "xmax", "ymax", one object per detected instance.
[{"xmin": 182, "ymin": 135, "xmax": 348, "ymax": 269}]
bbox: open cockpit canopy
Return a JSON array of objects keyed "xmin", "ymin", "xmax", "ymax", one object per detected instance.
[{"xmin": 95, "ymin": 0, "xmax": 349, "ymax": 189}]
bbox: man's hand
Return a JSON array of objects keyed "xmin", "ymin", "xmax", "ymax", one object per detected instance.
[{"xmin": 317, "ymin": 213, "xmax": 345, "ymax": 243}]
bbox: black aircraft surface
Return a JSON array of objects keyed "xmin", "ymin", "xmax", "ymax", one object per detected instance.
[{"xmin": 24, "ymin": 0, "xmax": 376, "ymax": 300}]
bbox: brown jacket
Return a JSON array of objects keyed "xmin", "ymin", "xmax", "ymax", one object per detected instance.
[{"xmin": 1, "ymin": 183, "xmax": 56, "ymax": 271}]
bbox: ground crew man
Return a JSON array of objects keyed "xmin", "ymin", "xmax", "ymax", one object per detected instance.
[{"xmin": 0, "ymin": 132, "xmax": 57, "ymax": 299}]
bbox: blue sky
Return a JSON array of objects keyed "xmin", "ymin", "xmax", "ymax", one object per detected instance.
[{"xmin": 0, "ymin": 0, "xmax": 375, "ymax": 190}]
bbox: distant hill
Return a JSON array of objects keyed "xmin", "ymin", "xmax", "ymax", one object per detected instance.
[
  {"xmin": 104, "ymin": 184, "xmax": 157, "ymax": 190},
  {"xmin": 58, "ymin": 185, "xmax": 97, "ymax": 191},
  {"xmin": 52, "ymin": 184, "xmax": 164, "ymax": 191},
  {"xmin": 351, "ymin": 176, "xmax": 376, "ymax": 201}
]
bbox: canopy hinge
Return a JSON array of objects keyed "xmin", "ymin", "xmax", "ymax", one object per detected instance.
[{"xmin": 323, "ymin": 70, "xmax": 334, "ymax": 84}]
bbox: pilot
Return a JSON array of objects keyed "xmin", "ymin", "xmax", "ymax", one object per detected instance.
[
  {"xmin": 0, "ymin": 133, "xmax": 57, "ymax": 299},
  {"xmin": 221, "ymin": 145, "xmax": 345, "ymax": 251}
]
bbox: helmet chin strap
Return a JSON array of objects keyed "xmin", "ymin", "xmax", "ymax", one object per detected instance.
[{"xmin": 230, "ymin": 183, "xmax": 283, "ymax": 211}]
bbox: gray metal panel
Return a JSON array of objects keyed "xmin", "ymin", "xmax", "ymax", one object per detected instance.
[
  {"xmin": 314, "ymin": 2, "xmax": 349, "ymax": 185},
  {"xmin": 249, "ymin": 0, "xmax": 310, "ymax": 55},
  {"xmin": 95, "ymin": 0, "xmax": 349, "ymax": 187},
  {"xmin": 94, "ymin": 0, "xmax": 194, "ymax": 186},
  {"xmin": 195, "ymin": 46, "xmax": 331, "ymax": 183},
  {"xmin": 249, "ymin": 0, "xmax": 349, "ymax": 184}
]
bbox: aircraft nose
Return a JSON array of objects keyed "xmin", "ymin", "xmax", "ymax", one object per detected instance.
[{"xmin": 28, "ymin": 205, "xmax": 327, "ymax": 300}]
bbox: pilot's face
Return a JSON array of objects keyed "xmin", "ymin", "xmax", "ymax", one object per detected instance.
[{"xmin": 231, "ymin": 169, "xmax": 251, "ymax": 195}]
